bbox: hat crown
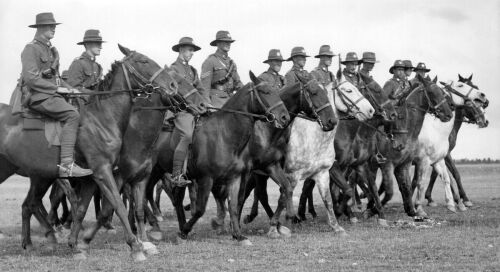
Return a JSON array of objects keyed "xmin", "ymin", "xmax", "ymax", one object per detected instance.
[
  {"xmin": 316, "ymin": 45, "xmax": 335, "ymax": 57},
  {"xmin": 269, "ymin": 49, "xmax": 282, "ymax": 58},
  {"xmin": 291, "ymin": 46, "xmax": 306, "ymax": 55},
  {"xmin": 344, "ymin": 52, "xmax": 359, "ymax": 62},
  {"xmin": 83, "ymin": 29, "xmax": 102, "ymax": 39},
  {"xmin": 393, "ymin": 60, "xmax": 405, "ymax": 67},
  {"xmin": 416, "ymin": 62, "xmax": 426, "ymax": 68},
  {"xmin": 30, "ymin": 12, "xmax": 60, "ymax": 27},
  {"xmin": 215, "ymin": 30, "xmax": 231, "ymax": 40},
  {"xmin": 179, "ymin": 37, "xmax": 194, "ymax": 44},
  {"xmin": 403, "ymin": 60, "xmax": 413, "ymax": 68},
  {"xmin": 362, "ymin": 52, "xmax": 376, "ymax": 60}
]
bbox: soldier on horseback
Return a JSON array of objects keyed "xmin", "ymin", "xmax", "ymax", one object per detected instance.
[
  {"xmin": 359, "ymin": 52, "xmax": 379, "ymax": 78},
  {"xmin": 383, "ymin": 60, "xmax": 410, "ymax": 99},
  {"xmin": 258, "ymin": 49, "xmax": 285, "ymax": 91},
  {"xmin": 284, "ymin": 46, "xmax": 311, "ymax": 85},
  {"xmin": 169, "ymin": 37, "xmax": 210, "ymax": 186},
  {"xmin": 21, "ymin": 12, "xmax": 92, "ymax": 178},
  {"xmin": 67, "ymin": 29, "xmax": 104, "ymax": 92},
  {"xmin": 200, "ymin": 30, "xmax": 242, "ymax": 107},
  {"xmin": 341, "ymin": 52, "xmax": 363, "ymax": 88},
  {"xmin": 403, "ymin": 59, "xmax": 414, "ymax": 81},
  {"xmin": 310, "ymin": 45, "xmax": 337, "ymax": 87},
  {"xmin": 411, "ymin": 62, "xmax": 431, "ymax": 85}
]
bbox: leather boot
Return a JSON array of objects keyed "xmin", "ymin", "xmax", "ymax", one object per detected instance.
[{"xmin": 58, "ymin": 161, "xmax": 93, "ymax": 178}]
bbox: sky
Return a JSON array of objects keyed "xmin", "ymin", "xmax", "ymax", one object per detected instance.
[{"xmin": 0, "ymin": 0, "xmax": 499, "ymax": 159}]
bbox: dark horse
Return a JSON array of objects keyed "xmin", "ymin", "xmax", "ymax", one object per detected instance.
[
  {"xmin": 174, "ymin": 72, "xmax": 291, "ymax": 245},
  {"xmin": 295, "ymin": 72, "xmax": 399, "ymax": 225},
  {"xmin": 424, "ymin": 74, "xmax": 489, "ymax": 207},
  {"xmin": 370, "ymin": 75, "xmax": 454, "ymax": 216},
  {"xmin": 0, "ymin": 44, "xmax": 184, "ymax": 262}
]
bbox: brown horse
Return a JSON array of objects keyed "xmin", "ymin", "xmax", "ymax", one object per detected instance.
[
  {"xmin": 172, "ymin": 72, "xmax": 290, "ymax": 245},
  {"xmin": 0, "ymin": 44, "xmax": 181, "ymax": 261}
]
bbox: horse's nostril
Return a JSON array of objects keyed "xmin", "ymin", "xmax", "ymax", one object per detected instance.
[{"xmin": 480, "ymin": 93, "xmax": 485, "ymax": 97}]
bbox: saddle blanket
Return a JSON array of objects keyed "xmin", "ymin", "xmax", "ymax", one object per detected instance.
[{"xmin": 23, "ymin": 117, "xmax": 62, "ymax": 147}]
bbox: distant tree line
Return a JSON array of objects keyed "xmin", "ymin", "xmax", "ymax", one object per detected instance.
[{"xmin": 454, "ymin": 158, "xmax": 500, "ymax": 164}]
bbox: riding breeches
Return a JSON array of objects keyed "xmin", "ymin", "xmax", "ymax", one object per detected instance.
[
  {"xmin": 172, "ymin": 112, "xmax": 195, "ymax": 176},
  {"xmin": 29, "ymin": 95, "xmax": 80, "ymax": 163}
]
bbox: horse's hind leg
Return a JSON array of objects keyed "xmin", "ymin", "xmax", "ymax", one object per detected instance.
[
  {"xmin": 227, "ymin": 175, "xmax": 251, "ymax": 245},
  {"xmin": 179, "ymin": 177, "xmax": 213, "ymax": 239},
  {"xmin": 211, "ymin": 194, "xmax": 228, "ymax": 234},
  {"xmin": 425, "ymin": 169, "xmax": 439, "ymax": 206},
  {"xmin": 48, "ymin": 183, "xmax": 64, "ymax": 227},
  {"xmin": 242, "ymin": 175, "xmax": 258, "ymax": 224},
  {"xmin": 380, "ymin": 163, "xmax": 395, "ymax": 206},
  {"xmin": 446, "ymin": 154, "xmax": 471, "ymax": 207},
  {"xmin": 68, "ymin": 180, "xmax": 95, "ymax": 250},
  {"xmin": 433, "ymin": 160, "xmax": 457, "ymax": 213},
  {"xmin": 298, "ymin": 178, "xmax": 316, "ymax": 221}
]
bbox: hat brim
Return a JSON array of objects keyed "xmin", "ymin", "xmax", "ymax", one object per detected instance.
[
  {"xmin": 77, "ymin": 40, "xmax": 106, "ymax": 45},
  {"xmin": 314, "ymin": 53, "xmax": 336, "ymax": 58},
  {"xmin": 414, "ymin": 68, "xmax": 431, "ymax": 72},
  {"xmin": 389, "ymin": 66, "xmax": 405, "ymax": 74},
  {"xmin": 286, "ymin": 54, "xmax": 310, "ymax": 61},
  {"xmin": 263, "ymin": 58, "xmax": 285, "ymax": 64},
  {"xmin": 341, "ymin": 60, "xmax": 362, "ymax": 65},
  {"xmin": 28, "ymin": 22, "xmax": 61, "ymax": 28},
  {"xmin": 210, "ymin": 39, "xmax": 235, "ymax": 46},
  {"xmin": 360, "ymin": 60, "xmax": 380, "ymax": 64},
  {"xmin": 172, "ymin": 43, "xmax": 201, "ymax": 52}
]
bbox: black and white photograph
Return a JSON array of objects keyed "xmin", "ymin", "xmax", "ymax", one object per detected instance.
[{"xmin": 0, "ymin": 0, "xmax": 498, "ymax": 271}]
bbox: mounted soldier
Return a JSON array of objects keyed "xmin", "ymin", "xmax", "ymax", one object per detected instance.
[
  {"xmin": 403, "ymin": 59, "xmax": 414, "ymax": 80},
  {"xmin": 310, "ymin": 45, "xmax": 337, "ymax": 87},
  {"xmin": 20, "ymin": 12, "xmax": 92, "ymax": 177},
  {"xmin": 66, "ymin": 29, "xmax": 104, "ymax": 92},
  {"xmin": 383, "ymin": 60, "xmax": 409, "ymax": 99},
  {"xmin": 411, "ymin": 62, "xmax": 431, "ymax": 85},
  {"xmin": 341, "ymin": 52, "xmax": 363, "ymax": 88},
  {"xmin": 200, "ymin": 30, "xmax": 242, "ymax": 107},
  {"xmin": 284, "ymin": 46, "xmax": 311, "ymax": 85},
  {"xmin": 258, "ymin": 49, "xmax": 285, "ymax": 91},
  {"xmin": 170, "ymin": 37, "xmax": 209, "ymax": 186},
  {"xmin": 359, "ymin": 51, "xmax": 379, "ymax": 78}
]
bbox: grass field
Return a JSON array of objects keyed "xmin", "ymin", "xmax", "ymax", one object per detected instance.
[{"xmin": 0, "ymin": 164, "xmax": 499, "ymax": 271}]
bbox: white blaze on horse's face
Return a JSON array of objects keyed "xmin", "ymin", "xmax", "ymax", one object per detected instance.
[
  {"xmin": 333, "ymin": 80, "xmax": 375, "ymax": 121},
  {"xmin": 445, "ymin": 80, "xmax": 485, "ymax": 106}
]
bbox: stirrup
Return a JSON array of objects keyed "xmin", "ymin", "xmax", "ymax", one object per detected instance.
[{"xmin": 170, "ymin": 173, "xmax": 192, "ymax": 187}]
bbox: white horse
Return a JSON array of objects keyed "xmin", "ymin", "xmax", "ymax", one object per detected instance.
[
  {"xmin": 280, "ymin": 74, "xmax": 374, "ymax": 235},
  {"xmin": 412, "ymin": 79, "xmax": 486, "ymax": 216}
]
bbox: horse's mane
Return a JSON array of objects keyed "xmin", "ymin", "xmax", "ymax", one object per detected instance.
[{"xmin": 97, "ymin": 61, "xmax": 122, "ymax": 92}]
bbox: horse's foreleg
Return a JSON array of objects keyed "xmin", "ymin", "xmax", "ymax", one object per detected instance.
[
  {"xmin": 212, "ymin": 195, "xmax": 228, "ymax": 234},
  {"xmin": 394, "ymin": 163, "xmax": 416, "ymax": 216},
  {"xmin": 298, "ymin": 178, "xmax": 315, "ymax": 220},
  {"xmin": 48, "ymin": 183, "xmax": 63, "ymax": 227},
  {"xmin": 380, "ymin": 163, "xmax": 395, "ymax": 206},
  {"xmin": 242, "ymin": 174, "xmax": 258, "ymax": 224},
  {"xmin": 425, "ymin": 168, "xmax": 438, "ymax": 206},
  {"xmin": 133, "ymin": 179, "xmax": 159, "ymax": 255},
  {"xmin": 315, "ymin": 171, "xmax": 346, "ymax": 235},
  {"xmin": 27, "ymin": 177, "xmax": 58, "ymax": 250},
  {"xmin": 434, "ymin": 160, "xmax": 458, "ymax": 213},
  {"xmin": 358, "ymin": 164, "xmax": 387, "ymax": 225},
  {"xmin": 179, "ymin": 177, "xmax": 212, "ymax": 239},
  {"xmin": 266, "ymin": 164, "xmax": 295, "ymax": 221},
  {"xmin": 446, "ymin": 154, "xmax": 470, "ymax": 205},
  {"xmin": 68, "ymin": 180, "xmax": 95, "ymax": 249},
  {"xmin": 227, "ymin": 176, "xmax": 250, "ymax": 245}
]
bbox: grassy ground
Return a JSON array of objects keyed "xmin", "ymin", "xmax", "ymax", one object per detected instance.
[{"xmin": 0, "ymin": 164, "xmax": 498, "ymax": 271}]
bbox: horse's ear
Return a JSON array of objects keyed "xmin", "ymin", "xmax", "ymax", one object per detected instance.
[
  {"xmin": 432, "ymin": 76, "xmax": 438, "ymax": 83},
  {"xmin": 458, "ymin": 74, "xmax": 464, "ymax": 81},
  {"xmin": 249, "ymin": 71, "xmax": 261, "ymax": 85},
  {"xmin": 468, "ymin": 73, "xmax": 473, "ymax": 81},
  {"xmin": 118, "ymin": 44, "xmax": 132, "ymax": 56}
]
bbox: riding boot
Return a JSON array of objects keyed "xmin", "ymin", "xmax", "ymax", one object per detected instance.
[
  {"xmin": 58, "ymin": 113, "xmax": 93, "ymax": 178},
  {"xmin": 171, "ymin": 146, "xmax": 191, "ymax": 187}
]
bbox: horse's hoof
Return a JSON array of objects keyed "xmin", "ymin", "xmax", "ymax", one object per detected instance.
[
  {"xmin": 148, "ymin": 231, "xmax": 163, "ymax": 241},
  {"xmin": 267, "ymin": 226, "xmax": 280, "ymax": 239},
  {"xmin": 278, "ymin": 225, "xmax": 292, "ymax": 238},
  {"xmin": 335, "ymin": 229, "xmax": 348, "ymax": 238},
  {"xmin": 377, "ymin": 219, "xmax": 389, "ymax": 227},
  {"xmin": 142, "ymin": 242, "xmax": 159, "ymax": 255},
  {"xmin": 243, "ymin": 215, "xmax": 253, "ymax": 224},
  {"xmin": 427, "ymin": 201, "xmax": 438, "ymax": 207},
  {"xmin": 210, "ymin": 218, "xmax": 221, "ymax": 230},
  {"xmin": 349, "ymin": 217, "xmax": 359, "ymax": 224},
  {"xmin": 24, "ymin": 244, "xmax": 34, "ymax": 252},
  {"xmin": 457, "ymin": 201, "xmax": 467, "ymax": 212},
  {"xmin": 447, "ymin": 205, "xmax": 457, "ymax": 213},
  {"xmin": 415, "ymin": 209, "xmax": 428, "ymax": 218},
  {"xmin": 464, "ymin": 201, "xmax": 473, "ymax": 207},
  {"xmin": 73, "ymin": 251, "xmax": 88, "ymax": 260},
  {"xmin": 131, "ymin": 251, "xmax": 147, "ymax": 262},
  {"xmin": 155, "ymin": 215, "xmax": 164, "ymax": 222},
  {"xmin": 238, "ymin": 239, "xmax": 253, "ymax": 246},
  {"xmin": 55, "ymin": 229, "xmax": 70, "ymax": 243}
]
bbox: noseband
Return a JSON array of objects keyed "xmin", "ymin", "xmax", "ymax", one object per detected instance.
[
  {"xmin": 333, "ymin": 81, "xmax": 368, "ymax": 119},
  {"xmin": 250, "ymin": 84, "xmax": 286, "ymax": 122}
]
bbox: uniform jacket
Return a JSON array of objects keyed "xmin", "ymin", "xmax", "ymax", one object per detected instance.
[
  {"xmin": 200, "ymin": 50, "xmax": 242, "ymax": 93},
  {"xmin": 258, "ymin": 68, "xmax": 284, "ymax": 91},
  {"xmin": 21, "ymin": 35, "xmax": 58, "ymax": 102},
  {"xmin": 284, "ymin": 64, "xmax": 310, "ymax": 86},
  {"xmin": 310, "ymin": 65, "xmax": 336, "ymax": 86},
  {"xmin": 66, "ymin": 52, "xmax": 102, "ymax": 91},
  {"xmin": 171, "ymin": 57, "xmax": 210, "ymax": 102},
  {"xmin": 343, "ymin": 69, "xmax": 363, "ymax": 89},
  {"xmin": 383, "ymin": 76, "xmax": 410, "ymax": 99}
]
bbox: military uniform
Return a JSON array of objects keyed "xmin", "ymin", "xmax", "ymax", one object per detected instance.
[
  {"xmin": 383, "ymin": 60, "xmax": 408, "ymax": 99},
  {"xmin": 359, "ymin": 52, "xmax": 379, "ymax": 78},
  {"xmin": 22, "ymin": 12, "xmax": 91, "ymax": 177},
  {"xmin": 343, "ymin": 69, "xmax": 363, "ymax": 88},
  {"xmin": 285, "ymin": 65, "xmax": 310, "ymax": 85},
  {"xmin": 311, "ymin": 65, "xmax": 336, "ymax": 86},
  {"xmin": 66, "ymin": 52, "xmax": 102, "ymax": 91},
  {"xmin": 258, "ymin": 69, "xmax": 284, "ymax": 91},
  {"xmin": 200, "ymin": 31, "xmax": 242, "ymax": 108}
]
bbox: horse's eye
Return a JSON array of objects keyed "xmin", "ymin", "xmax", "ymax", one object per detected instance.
[
  {"xmin": 345, "ymin": 88, "xmax": 352, "ymax": 93},
  {"xmin": 137, "ymin": 59, "xmax": 149, "ymax": 64},
  {"xmin": 458, "ymin": 84, "xmax": 463, "ymax": 87}
]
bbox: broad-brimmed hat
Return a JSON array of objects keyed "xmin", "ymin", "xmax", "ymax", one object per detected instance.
[
  {"xmin": 360, "ymin": 52, "xmax": 379, "ymax": 63},
  {"xmin": 413, "ymin": 62, "xmax": 431, "ymax": 72},
  {"xmin": 77, "ymin": 29, "xmax": 105, "ymax": 45},
  {"xmin": 287, "ymin": 47, "xmax": 310, "ymax": 61},
  {"xmin": 28, "ymin": 12, "xmax": 61, "ymax": 28},
  {"xmin": 403, "ymin": 60, "xmax": 414, "ymax": 69},
  {"xmin": 340, "ymin": 52, "xmax": 361, "ymax": 65},
  {"xmin": 210, "ymin": 30, "xmax": 235, "ymax": 46},
  {"xmin": 172, "ymin": 37, "xmax": 201, "ymax": 52},
  {"xmin": 389, "ymin": 60, "xmax": 406, "ymax": 74},
  {"xmin": 314, "ymin": 45, "xmax": 336, "ymax": 58},
  {"xmin": 263, "ymin": 49, "xmax": 284, "ymax": 63}
]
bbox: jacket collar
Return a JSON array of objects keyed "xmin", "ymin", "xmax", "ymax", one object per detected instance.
[
  {"xmin": 34, "ymin": 35, "xmax": 51, "ymax": 47},
  {"xmin": 215, "ymin": 49, "xmax": 229, "ymax": 59},
  {"xmin": 175, "ymin": 57, "xmax": 189, "ymax": 66},
  {"xmin": 81, "ymin": 51, "xmax": 95, "ymax": 61}
]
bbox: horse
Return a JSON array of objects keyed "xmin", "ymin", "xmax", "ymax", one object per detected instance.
[
  {"xmin": 170, "ymin": 72, "xmax": 291, "ymax": 246},
  {"xmin": 296, "ymin": 72, "xmax": 399, "ymax": 226},
  {"xmin": 372, "ymin": 74, "xmax": 454, "ymax": 216},
  {"xmin": 142, "ymin": 75, "xmax": 337, "ymax": 240},
  {"xmin": 0, "ymin": 44, "xmax": 183, "ymax": 262},
  {"xmin": 422, "ymin": 75, "xmax": 489, "ymax": 208},
  {"xmin": 241, "ymin": 73, "xmax": 375, "ymax": 235}
]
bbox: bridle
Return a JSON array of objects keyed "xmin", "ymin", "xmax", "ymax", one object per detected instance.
[
  {"xmin": 333, "ymin": 81, "xmax": 369, "ymax": 119},
  {"xmin": 294, "ymin": 81, "xmax": 332, "ymax": 127},
  {"xmin": 401, "ymin": 83, "xmax": 447, "ymax": 117},
  {"xmin": 441, "ymin": 81, "xmax": 475, "ymax": 101}
]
